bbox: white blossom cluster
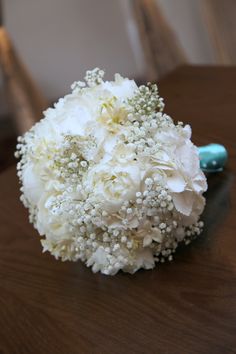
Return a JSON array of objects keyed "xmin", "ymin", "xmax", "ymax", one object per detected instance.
[{"xmin": 15, "ymin": 68, "xmax": 207, "ymax": 275}]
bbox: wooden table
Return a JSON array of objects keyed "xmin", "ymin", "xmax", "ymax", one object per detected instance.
[{"xmin": 0, "ymin": 66, "xmax": 236, "ymax": 354}]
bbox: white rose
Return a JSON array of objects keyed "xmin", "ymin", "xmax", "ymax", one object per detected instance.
[
  {"xmin": 86, "ymin": 162, "xmax": 141, "ymax": 212},
  {"xmin": 22, "ymin": 162, "xmax": 44, "ymax": 205},
  {"xmin": 36, "ymin": 193, "xmax": 72, "ymax": 241},
  {"xmin": 44, "ymin": 99, "xmax": 93, "ymax": 137},
  {"xmin": 101, "ymin": 73, "xmax": 138, "ymax": 100}
]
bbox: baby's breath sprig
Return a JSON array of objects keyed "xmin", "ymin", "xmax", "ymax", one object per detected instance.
[
  {"xmin": 84, "ymin": 67, "xmax": 105, "ymax": 87},
  {"xmin": 127, "ymin": 83, "xmax": 164, "ymax": 118},
  {"xmin": 71, "ymin": 68, "xmax": 105, "ymax": 92}
]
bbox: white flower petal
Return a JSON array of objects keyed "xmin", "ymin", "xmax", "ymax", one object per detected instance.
[
  {"xmin": 192, "ymin": 170, "xmax": 208, "ymax": 193},
  {"xmin": 166, "ymin": 171, "xmax": 186, "ymax": 192},
  {"xmin": 22, "ymin": 163, "xmax": 44, "ymax": 205},
  {"xmin": 172, "ymin": 191, "xmax": 195, "ymax": 216},
  {"xmin": 143, "ymin": 235, "xmax": 152, "ymax": 247}
]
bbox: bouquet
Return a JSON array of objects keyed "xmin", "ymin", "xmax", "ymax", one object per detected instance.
[{"xmin": 16, "ymin": 68, "xmax": 207, "ymax": 275}]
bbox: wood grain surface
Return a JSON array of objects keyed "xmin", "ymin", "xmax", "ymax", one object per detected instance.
[{"xmin": 0, "ymin": 66, "xmax": 236, "ymax": 354}]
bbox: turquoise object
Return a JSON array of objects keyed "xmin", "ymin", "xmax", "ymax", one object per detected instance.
[{"xmin": 198, "ymin": 144, "xmax": 228, "ymax": 173}]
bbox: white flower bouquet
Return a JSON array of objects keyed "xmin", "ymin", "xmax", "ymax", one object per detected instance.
[{"xmin": 16, "ymin": 68, "xmax": 207, "ymax": 275}]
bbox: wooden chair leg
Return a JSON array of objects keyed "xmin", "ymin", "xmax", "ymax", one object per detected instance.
[
  {"xmin": 0, "ymin": 27, "xmax": 48, "ymax": 134},
  {"xmin": 132, "ymin": 0, "xmax": 186, "ymax": 81}
]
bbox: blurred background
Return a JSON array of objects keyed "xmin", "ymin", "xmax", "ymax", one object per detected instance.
[{"xmin": 0, "ymin": 0, "xmax": 235, "ymax": 170}]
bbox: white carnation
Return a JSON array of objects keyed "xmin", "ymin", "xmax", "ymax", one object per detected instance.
[{"xmin": 16, "ymin": 68, "xmax": 207, "ymax": 275}]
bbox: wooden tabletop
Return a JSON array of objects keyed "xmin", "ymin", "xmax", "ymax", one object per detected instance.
[{"xmin": 0, "ymin": 66, "xmax": 236, "ymax": 354}]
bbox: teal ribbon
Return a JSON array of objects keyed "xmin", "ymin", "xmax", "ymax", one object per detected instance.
[{"xmin": 198, "ymin": 144, "xmax": 228, "ymax": 173}]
